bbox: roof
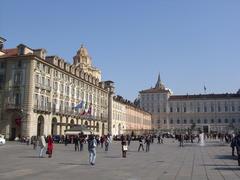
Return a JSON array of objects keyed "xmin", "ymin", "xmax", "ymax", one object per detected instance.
[
  {"xmin": 140, "ymin": 88, "xmax": 171, "ymax": 94},
  {"xmin": 0, "ymin": 48, "xmax": 18, "ymax": 58},
  {"xmin": 169, "ymin": 93, "xmax": 240, "ymax": 101}
]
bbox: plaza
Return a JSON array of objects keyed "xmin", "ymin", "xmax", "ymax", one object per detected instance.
[{"xmin": 0, "ymin": 139, "xmax": 240, "ymax": 180}]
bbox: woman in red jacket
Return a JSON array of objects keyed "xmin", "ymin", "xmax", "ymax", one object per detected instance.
[{"xmin": 47, "ymin": 135, "xmax": 53, "ymax": 158}]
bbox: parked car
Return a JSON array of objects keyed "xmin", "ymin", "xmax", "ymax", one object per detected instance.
[{"xmin": 0, "ymin": 134, "xmax": 6, "ymax": 145}]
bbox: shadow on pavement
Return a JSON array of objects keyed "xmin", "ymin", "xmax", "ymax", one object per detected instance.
[
  {"xmin": 214, "ymin": 167, "xmax": 240, "ymax": 171},
  {"xmin": 215, "ymin": 155, "xmax": 237, "ymax": 160},
  {"xmin": 201, "ymin": 164, "xmax": 236, "ymax": 167},
  {"xmin": 104, "ymin": 156, "xmax": 122, "ymax": 159},
  {"xmin": 18, "ymin": 156, "xmax": 41, "ymax": 158},
  {"xmin": 59, "ymin": 163, "xmax": 89, "ymax": 166}
]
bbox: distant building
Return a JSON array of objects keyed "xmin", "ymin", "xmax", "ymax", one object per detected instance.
[
  {"xmin": 112, "ymin": 95, "xmax": 152, "ymax": 136},
  {"xmin": 139, "ymin": 74, "xmax": 240, "ymax": 133}
]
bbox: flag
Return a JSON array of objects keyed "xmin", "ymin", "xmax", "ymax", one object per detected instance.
[
  {"xmin": 87, "ymin": 103, "xmax": 92, "ymax": 115},
  {"xmin": 74, "ymin": 100, "xmax": 84, "ymax": 110}
]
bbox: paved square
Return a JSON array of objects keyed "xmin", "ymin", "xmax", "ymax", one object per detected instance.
[{"xmin": 0, "ymin": 139, "xmax": 240, "ymax": 180}]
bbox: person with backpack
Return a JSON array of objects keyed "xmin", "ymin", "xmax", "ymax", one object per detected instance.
[{"xmin": 88, "ymin": 134, "xmax": 97, "ymax": 166}]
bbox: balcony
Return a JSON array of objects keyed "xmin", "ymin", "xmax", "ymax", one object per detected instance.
[
  {"xmin": 6, "ymin": 103, "xmax": 21, "ymax": 110},
  {"xmin": 33, "ymin": 104, "xmax": 51, "ymax": 113}
]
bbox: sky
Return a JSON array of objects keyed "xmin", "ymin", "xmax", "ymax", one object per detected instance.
[{"xmin": 1, "ymin": 0, "xmax": 240, "ymax": 101}]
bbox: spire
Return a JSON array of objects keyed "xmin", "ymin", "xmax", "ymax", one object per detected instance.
[{"xmin": 155, "ymin": 73, "xmax": 165, "ymax": 89}]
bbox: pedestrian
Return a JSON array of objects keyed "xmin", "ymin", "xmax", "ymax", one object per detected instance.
[
  {"xmin": 32, "ymin": 136, "xmax": 37, "ymax": 150},
  {"xmin": 74, "ymin": 135, "xmax": 80, "ymax": 152},
  {"xmin": 121, "ymin": 135, "xmax": 127, "ymax": 158},
  {"xmin": 235, "ymin": 132, "xmax": 240, "ymax": 166},
  {"xmin": 231, "ymin": 135, "xmax": 236, "ymax": 156},
  {"xmin": 88, "ymin": 134, "xmax": 97, "ymax": 166},
  {"xmin": 138, "ymin": 136, "xmax": 144, "ymax": 152},
  {"xmin": 179, "ymin": 134, "xmax": 184, "ymax": 147},
  {"xmin": 145, "ymin": 136, "xmax": 151, "ymax": 152},
  {"xmin": 47, "ymin": 135, "xmax": 53, "ymax": 158},
  {"xmin": 100, "ymin": 136, "xmax": 104, "ymax": 148},
  {"xmin": 39, "ymin": 135, "xmax": 46, "ymax": 158},
  {"xmin": 105, "ymin": 135, "xmax": 110, "ymax": 151},
  {"xmin": 127, "ymin": 134, "xmax": 131, "ymax": 146},
  {"xmin": 79, "ymin": 133, "xmax": 85, "ymax": 151}
]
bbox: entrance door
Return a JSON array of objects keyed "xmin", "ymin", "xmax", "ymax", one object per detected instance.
[{"xmin": 11, "ymin": 128, "xmax": 16, "ymax": 140}]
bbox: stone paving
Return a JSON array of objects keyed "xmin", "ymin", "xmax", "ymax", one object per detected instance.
[{"xmin": 0, "ymin": 139, "xmax": 240, "ymax": 180}]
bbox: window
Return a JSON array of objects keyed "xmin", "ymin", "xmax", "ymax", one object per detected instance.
[
  {"xmin": 170, "ymin": 119, "xmax": 173, "ymax": 124},
  {"xmin": 197, "ymin": 119, "xmax": 201, "ymax": 124},
  {"xmin": 164, "ymin": 120, "xmax": 166, "ymax": 124},
  {"xmin": 190, "ymin": 119, "xmax": 193, "ymax": 124},
  {"xmin": 224, "ymin": 119, "xmax": 228, "ymax": 123},
  {"xmin": 211, "ymin": 119, "xmax": 214, "ymax": 123},
  {"xmin": 225, "ymin": 106, "xmax": 228, "ymax": 112},
  {"xmin": 211, "ymin": 106, "xmax": 214, "ymax": 112},
  {"xmin": 232, "ymin": 106, "xmax": 235, "ymax": 112},
  {"xmin": 14, "ymin": 72, "xmax": 22, "ymax": 84},
  {"xmin": 157, "ymin": 120, "xmax": 160, "ymax": 124},
  {"xmin": 197, "ymin": 107, "xmax": 200, "ymax": 112},
  {"xmin": 218, "ymin": 119, "xmax": 222, "ymax": 123},
  {"xmin": 177, "ymin": 119, "xmax": 180, "ymax": 124},
  {"xmin": 232, "ymin": 118, "xmax": 236, "ymax": 123},
  {"xmin": 204, "ymin": 119, "xmax": 207, "ymax": 124},
  {"xmin": 170, "ymin": 107, "xmax": 173, "ymax": 112},
  {"xmin": 183, "ymin": 119, "xmax": 187, "ymax": 124},
  {"xmin": 204, "ymin": 106, "xmax": 207, "ymax": 112},
  {"xmin": 14, "ymin": 92, "xmax": 21, "ymax": 105},
  {"xmin": 177, "ymin": 107, "xmax": 180, "ymax": 112},
  {"xmin": 184, "ymin": 107, "xmax": 186, "ymax": 112},
  {"xmin": 218, "ymin": 106, "xmax": 221, "ymax": 112}
]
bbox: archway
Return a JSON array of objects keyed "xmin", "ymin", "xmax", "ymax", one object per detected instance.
[
  {"xmin": 84, "ymin": 121, "xmax": 88, "ymax": 127},
  {"xmin": 37, "ymin": 115, "xmax": 44, "ymax": 137},
  {"xmin": 70, "ymin": 119, "xmax": 75, "ymax": 128},
  {"xmin": 51, "ymin": 118, "xmax": 58, "ymax": 135},
  {"xmin": 10, "ymin": 113, "xmax": 22, "ymax": 140}
]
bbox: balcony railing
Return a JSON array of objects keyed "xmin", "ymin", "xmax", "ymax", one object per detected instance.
[
  {"xmin": 6, "ymin": 103, "xmax": 21, "ymax": 110},
  {"xmin": 33, "ymin": 104, "xmax": 51, "ymax": 113}
]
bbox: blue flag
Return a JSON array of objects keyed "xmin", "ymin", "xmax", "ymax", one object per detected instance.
[{"xmin": 74, "ymin": 100, "xmax": 83, "ymax": 110}]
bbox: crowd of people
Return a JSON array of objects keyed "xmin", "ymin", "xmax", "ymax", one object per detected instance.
[{"xmin": 15, "ymin": 131, "xmax": 240, "ymax": 167}]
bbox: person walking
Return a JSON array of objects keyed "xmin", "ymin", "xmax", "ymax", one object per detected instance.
[
  {"xmin": 231, "ymin": 135, "xmax": 236, "ymax": 156},
  {"xmin": 74, "ymin": 135, "xmax": 80, "ymax": 152},
  {"xmin": 39, "ymin": 136, "xmax": 46, "ymax": 158},
  {"xmin": 138, "ymin": 136, "xmax": 144, "ymax": 152},
  {"xmin": 179, "ymin": 134, "xmax": 184, "ymax": 147},
  {"xmin": 235, "ymin": 132, "xmax": 240, "ymax": 166},
  {"xmin": 105, "ymin": 135, "xmax": 110, "ymax": 151},
  {"xmin": 145, "ymin": 135, "xmax": 151, "ymax": 152},
  {"xmin": 88, "ymin": 134, "xmax": 97, "ymax": 166},
  {"xmin": 47, "ymin": 135, "xmax": 53, "ymax": 158},
  {"xmin": 121, "ymin": 135, "xmax": 127, "ymax": 158},
  {"xmin": 79, "ymin": 133, "xmax": 85, "ymax": 151}
]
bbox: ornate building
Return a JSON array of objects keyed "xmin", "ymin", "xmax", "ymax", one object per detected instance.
[
  {"xmin": 0, "ymin": 39, "xmax": 113, "ymax": 139},
  {"xmin": 139, "ymin": 74, "xmax": 240, "ymax": 133}
]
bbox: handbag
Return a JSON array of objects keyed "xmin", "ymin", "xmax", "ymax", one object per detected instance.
[
  {"xmin": 123, "ymin": 145, "xmax": 128, "ymax": 151},
  {"xmin": 46, "ymin": 150, "xmax": 49, "ymax": 154}
]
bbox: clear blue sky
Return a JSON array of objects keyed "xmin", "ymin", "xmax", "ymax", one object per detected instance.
[{"xmin": 1, "ymin": 0, "xmax": 240, "ymax": 101}]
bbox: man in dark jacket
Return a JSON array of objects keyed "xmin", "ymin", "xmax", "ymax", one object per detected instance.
[
  {"xmin": 231, "ymin": 135, "xmax": 236, "ymax": 156},
  {"xmin": 235, "ymin": 132, "xmax": 240, "ymax": 166}
]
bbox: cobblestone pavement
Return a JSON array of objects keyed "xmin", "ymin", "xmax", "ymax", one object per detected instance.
[{"xmin": 0, "ymin": 139, "xmax": 239, "ymax": 180}]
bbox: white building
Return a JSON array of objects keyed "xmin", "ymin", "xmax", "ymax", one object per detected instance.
[{"xmin": 139, "ymin": 74, "xmax": 240, "ymax": 133}]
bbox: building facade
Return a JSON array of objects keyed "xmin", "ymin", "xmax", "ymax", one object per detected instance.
[
  {"xmin": 0, "ymin": 40, "xmax": 113, "ymax": 139},
  {"xmin": 139, "ymin": 74, "xmax": 240, "ymax": 133},
  {"xmin": 112, "ymin": 96, "xmax": 152, "ymax": 136}
]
